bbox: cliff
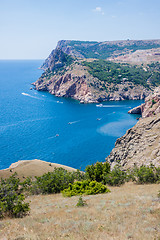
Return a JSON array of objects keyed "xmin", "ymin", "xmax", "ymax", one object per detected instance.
[
  {"xmin": 33, "ymin": 40, "xmax": 160, "ymax": 103},
  {"xmin": 128, "ymin": 86, "xmax": 160, "ymax": 117},
  {"xmin": 41, "ymin": 39, "xmax": 160, "ymax": 70},
  {"xmin": 106, "ymin": 113, "xmax": 160, "ymax": 169},
  {"xmin": 33, "ymin": 60, "xmax": 152, "ymax": 103},
  {"xmin": 106, "ymin": 87, "xmax": 160, "ymax": 169}
]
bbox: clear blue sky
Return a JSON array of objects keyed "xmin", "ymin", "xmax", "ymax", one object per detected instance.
[{"xmin": 0, "ymin": 0, "xmax": 160, "ymax": 59}]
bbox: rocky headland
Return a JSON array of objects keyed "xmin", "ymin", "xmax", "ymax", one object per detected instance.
[
  {"xmin": 106, "ymin": 87, "xmax": 160, "ymax": 169},
  {"xmin": 32, "ymin": 39, "xmax": 160, "ymax": 169},
  {"xmin": 33, "ymin": 39, "xmax": 160, "ymax": 103},
  {"xmin": 33, "ymin": 59, "xmax": 151, "ymax": 103}
]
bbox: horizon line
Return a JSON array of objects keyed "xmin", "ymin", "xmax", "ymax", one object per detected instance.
[{"xmin": 0, "ymin": 59, "xmax": 45, "ymax": 60}]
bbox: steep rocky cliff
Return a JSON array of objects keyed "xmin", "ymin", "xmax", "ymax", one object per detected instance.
[
  {"xmin": 128, "ymin": 86, "xmax": 160, "ymax": 117},
  {"xmin": 33, "ymin": 39, "xmax": 160, "ymax": 103},
  {"xmin": 33, "ymin": 60, "xmax": 151, "ymax": 103},
  {"xmin": 106, "ymin": 114, "xmax": 160, "ymax": 169},
  {"xmin": 106, "ymin": 87, "xmax": 160, "ymax": 169}
]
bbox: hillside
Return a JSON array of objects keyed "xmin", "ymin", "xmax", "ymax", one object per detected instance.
[
  {"xmin": 41, "ymin": 39, "xmax": 160, "ymax": 70},
  {"xmin": 33, "ymin": 40, "xmax": 160, "ymax": 103},
  {"xmin": 0, "ymin": 182, "xmax": 159, "ymax": 240},
  {"xmin": 0, "ymin": 160, "xmax": 76, "ymax": 180},
  {"xmin": 109, "ymin": 47, "xmax": 160, "ymax": 65}
]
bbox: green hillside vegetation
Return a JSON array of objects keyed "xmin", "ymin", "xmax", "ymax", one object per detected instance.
[
  {"xmin": 67, "ymin": 40, "xmax": 160, "ymax": 59},
  {"xmin": 83, "ymin": 60, "xmax": 160, "ymax": 88},
  {"xmin": 41, "ymin": 56, "xmax": 160, "ymax": 90},
  {"xmin": 1, "ymin": 162, "xmax": 160, "ymax": 219}
]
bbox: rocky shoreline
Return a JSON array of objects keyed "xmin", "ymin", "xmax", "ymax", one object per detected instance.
[
  {"xmin": 106, "ymin": 87, "xmax": 160, "ymax": 169},
  {"xmin": 33, "ymin": 61, "xmax": 151, "ymax": 104},
  {"xmin": 32, "ymin": 39, "xmax": 160, "ymax": 103}
]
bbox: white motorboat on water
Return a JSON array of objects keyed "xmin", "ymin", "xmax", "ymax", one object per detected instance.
[{"xmin": 96, "ymin": 104, "xmax": 103, "ymax": 107}]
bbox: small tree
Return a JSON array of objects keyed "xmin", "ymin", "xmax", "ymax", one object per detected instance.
[
  {"xmin": 0, "ymin": 174, "xmax": 30, "ymax": 218},
  {"xmin": 76, "ymin": 196, "xmax": 87, "ymax": 207}
]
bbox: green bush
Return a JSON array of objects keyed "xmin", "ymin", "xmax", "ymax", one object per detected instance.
[
  {"xmin": 0, "ymin": 174, "xmax": 30, "ymax": 218},
  {"xmin": 20, "ymin": 177, "xmax": 32, "ymax": 192},
  {"xmin": 30, "ymin": 168, "xmax": 85, "ymax": 195},
  {"xmin": 131, "ymin": 165, "xmax": 159, "ymax": 184},
  {"xmin": 85, "ymin": 162, "xmax": 110, "ymax": 183},
  {"xmin": 31, "ymin": 168, "xmax": 75, "ymax": 194},
  {"xmin": 76, "ymin": 196, "xmax": 87, "ymax": 207},
  {"xmin": 62, "ymin": 180, "xmax": 110, "ymax": 197},
  {"xmin": 105, "ymin": 165, "xmax": 127, "ymax": 186}
]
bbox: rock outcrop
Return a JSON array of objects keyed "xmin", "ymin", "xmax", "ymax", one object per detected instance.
[
  {"xmin": 128, "ymin": 87, "xmax": 160, "ymax": 117},
  {"xmin": 106, "ymin": 114, "xmax": 160, "ymax": 169},
  {"xmin": 106, "ymin": 88, "xmax": 160, "ymax": 169},
  {"xmin": 33, "ymin": 61, "xmax": 151, "ymax": 103},
  {"xmin": 33, "ymin": 39, "xmax": 160, "ymax": 103}
]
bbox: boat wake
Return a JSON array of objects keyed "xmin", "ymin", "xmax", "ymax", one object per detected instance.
[
  {"xmin": 21, "ymin": 92, "xmax": 44, "ymax": 100},
  {"xmin": 57, "ymin": 101, "xmax": 63, "ymax": 104},
  {"xmin": 68, "ymin": 120, "xmax": 80, "ymax": 125},
  {"xmin": 48, "ymin": 134, "xmax": 59, "ymax": 139},
  {"xmin": 0, "ymin": 117, "xmax": 53, "ymax": 132},
  {"xmin": 96, "ymin": 104, "xmax": 126, "ymax": 108}
]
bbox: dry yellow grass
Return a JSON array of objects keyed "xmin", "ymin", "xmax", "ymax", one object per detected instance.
[
  {"xmin": 0, "ymin": 182, "xmax": 159, "ymax": 240},
  {"xmin": 0, "ymin": 160, "xmax": 76, "ymax": 180}
]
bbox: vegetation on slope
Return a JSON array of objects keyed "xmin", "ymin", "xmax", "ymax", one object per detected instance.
[
  {"xmin": 0, "ymin": 173, "xmax": 30, "ymax": 218},
  {"xmin": 67, "ymin": 40, "xmax": 160, "ymax": 59},
  {"xmin": 1, "ymin": 162, "xmax": 160, "ymax": 218},
  {"xmin": 82, "ymin": 60, "xmax": 160, "ymax": 88}
]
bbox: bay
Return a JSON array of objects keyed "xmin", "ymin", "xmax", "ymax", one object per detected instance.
[{"xmin": 0, "ymin": 60, "xmax": 143, "ymax": 170}]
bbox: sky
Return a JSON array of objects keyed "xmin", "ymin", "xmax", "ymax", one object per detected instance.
[{"xmin": 0, "ymin": 0, "xmax": 160, "ymax": 59}]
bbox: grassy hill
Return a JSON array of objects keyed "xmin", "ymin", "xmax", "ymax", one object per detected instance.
[
  {"xmin": 0, "ymin": 160, "xmax": 76, "ymax": 180},
  {"xmin": 0, "ymin": 182, "xmax": 159, "ymax": 240}
]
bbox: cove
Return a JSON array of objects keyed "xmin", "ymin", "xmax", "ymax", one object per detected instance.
[{"xmin": 0, "ymin": 60, "xmax": 143, "ymax": 170}]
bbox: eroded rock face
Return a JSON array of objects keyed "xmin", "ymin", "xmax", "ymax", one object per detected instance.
[
  {"xmin": 128, "ymin": 87, "xmax": 160, "ymax": 118},
  {"xmin": 33, "ymin": 62, "xmax": 151, "ymax": 103},
  {"xmin": 106, "ymin": 114, "xmax": 160, "ymax": 169},
  {"xmin": 33, "ymin": 68, "xmax": 96, "ymax": 103},
  {"xmin": 107, "ymin": 87, "xmax": 160, "ymax": 169},
  {"xmin": 141, "ymin": 87, "xmax": 160, "ymax": 117}
]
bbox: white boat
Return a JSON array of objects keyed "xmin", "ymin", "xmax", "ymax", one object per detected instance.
[{"xmin": 96, "ymin": 104, "xmax": 103, "ymax": 107}]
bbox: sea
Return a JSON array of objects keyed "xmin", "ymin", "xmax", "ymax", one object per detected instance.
[{"xmin": 0, "ymin": 60, "xmax": 143, "ymax": 170}]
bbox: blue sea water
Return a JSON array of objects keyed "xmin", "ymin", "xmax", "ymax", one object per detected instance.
[{"xmin": 0, "ymin": 60, "xmax": 143, "ymax": 170}]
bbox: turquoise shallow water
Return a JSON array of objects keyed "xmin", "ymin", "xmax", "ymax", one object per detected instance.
[{"xmin": 0, "ymin": 60, "xmax": 143, "ymax": 170}]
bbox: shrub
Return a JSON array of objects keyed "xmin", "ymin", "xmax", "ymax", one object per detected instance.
[
  {"xmin": 0, "ymin": 174, "xmax": 30, "ymax": 218},
  {"xmin": 32, "ymin": 168, "xmax": 75, "ymax": 194},
  {"xmin": 131, "ymin": 165, "xmax": 159, "ymax": 184},
  {"xmin": 62, "ymin": 180, "xmax": 110, "ymax": 197},
  {"xmin": 105, "ymin": 165, "xmax": 127, "ymax": 186},
  {"xmin": 20, "ymin": 177, "xmax": 32, "ymax": 193},
  {"xmin": 76, "ymin": 196, "xmax": 87, "ymax": 207},
  {"xmin": 72, "ymin": 169, "xmax": 86, "ymax": 181},
  {"xmin": 30, "ymin": 168, "xmax": 85, "ymax": 195},
  {"xmin": 85, "ymin": 162, "xmax": 110, "ymax": 182}
]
